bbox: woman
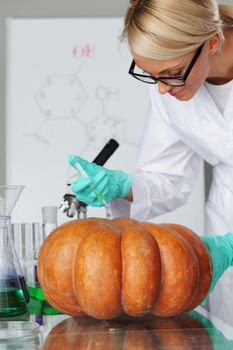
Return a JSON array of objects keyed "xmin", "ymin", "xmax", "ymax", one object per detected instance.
[{"xmin": 69, "ymin": 1, "xmax": 233, "ymax": 325}]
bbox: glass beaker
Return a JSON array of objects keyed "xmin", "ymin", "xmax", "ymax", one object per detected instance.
[{"xmin": 0, "ymin": 185, "xmax": 29, "ymax": 317}]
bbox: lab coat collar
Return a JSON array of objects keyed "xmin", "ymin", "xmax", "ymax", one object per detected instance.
[{"xmin": 157, "ymin": 82, "xmax": 233, "ymax": 166}]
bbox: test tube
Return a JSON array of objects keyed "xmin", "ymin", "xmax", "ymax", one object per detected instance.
[
  {"xmin": 9, "ymin": 223, "xmax": 30, "ymax": 303},
  {"xmin": 42, "ymin": 206, "xmax": 58, "ymax": 238}
]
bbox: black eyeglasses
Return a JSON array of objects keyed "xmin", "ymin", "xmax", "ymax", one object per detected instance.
[{"xmin": 128, "ymin": 42, "xmax": 205, "ymax": 87}]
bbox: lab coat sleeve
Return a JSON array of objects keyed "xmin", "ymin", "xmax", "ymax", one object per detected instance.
[{"xmin": 110, "ymin": 87, "xmax": 202, "ymax": 221}]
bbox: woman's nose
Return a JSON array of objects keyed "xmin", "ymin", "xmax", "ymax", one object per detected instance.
[{"xmin": 158, "ymin": 81, "xmax": 173, "ymax": 94}]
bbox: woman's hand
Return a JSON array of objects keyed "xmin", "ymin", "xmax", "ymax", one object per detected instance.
[{"xmin": 68, "ymin": 155, "xmax": 132, "ymax": 207}]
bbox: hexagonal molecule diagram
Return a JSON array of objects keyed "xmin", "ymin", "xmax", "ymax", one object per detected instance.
[{"xmin": 35, "ymin": 74, "xmax": 87, "ymax": 119}]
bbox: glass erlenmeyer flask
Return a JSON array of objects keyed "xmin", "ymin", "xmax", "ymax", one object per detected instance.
[{"xmin": 0, "ymin": 185, "xmax": 29, "ymax": 317}]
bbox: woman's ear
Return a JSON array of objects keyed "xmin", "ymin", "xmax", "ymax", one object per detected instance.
[{"xmin": 207, "ymin": 33, "xmax": 221, "ymax": 55}]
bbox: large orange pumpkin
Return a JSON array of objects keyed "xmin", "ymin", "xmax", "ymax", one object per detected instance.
[{"xmin": 38, "ymin": 217, "xmax": 212, "ymax": 319}]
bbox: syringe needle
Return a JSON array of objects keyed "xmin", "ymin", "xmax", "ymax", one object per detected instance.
[{"xmin": 74, "ymin": 162, "xmax": 108, "ymax": 208}]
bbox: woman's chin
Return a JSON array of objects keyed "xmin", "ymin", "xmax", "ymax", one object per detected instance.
[{"xmin": 174, "ymin": 90, "xmax": 195, "ymax": 101}]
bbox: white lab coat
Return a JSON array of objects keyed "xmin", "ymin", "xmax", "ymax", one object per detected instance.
[{"xmin": 110, "ymin": 83, "xmax": 233, "ymax": 326}]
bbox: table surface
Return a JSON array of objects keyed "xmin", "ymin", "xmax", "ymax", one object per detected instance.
[{"xmin": 24, "ymin": 305, "xmax": 233, "ymax": 350}]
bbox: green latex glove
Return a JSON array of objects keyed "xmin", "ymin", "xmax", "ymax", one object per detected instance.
[
  {"xmin": 200, "ymin": 233, "xmax": 233, "ymax": 304},
  {"xmin": 68, "ymin": 155, "xmax": 132, "ymax": 207}
]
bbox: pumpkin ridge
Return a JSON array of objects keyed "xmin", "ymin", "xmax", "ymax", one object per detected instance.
[
  {"xmin": 37, "ymin": 231, "xmax": 74, "ymax": 312},
  {"xmin": 71, "ymin": 221, "xmax": 113, "ymax": 310},
  {"xmin": 74, "ymin": 225, "xmax": 122, "ymax": 319},
  {"xmin": 159, "ymin": 225, "xmax": 200, "ymax": 312},
  {"xmin": 38, "ymin": 219, "xmax": 103, "ymax": 315},
  {"xmin": 163, "ymin": 223, "xmax": 212, "ymax": 310},
  {"xmin": 142, "ymin": 223, "xmax": 199, "ymax": 317},
  {"xmin": 111, "ymin": 217, "xmax": 139, "ymax": 228},
  {"xmin": 121, "ymin": 224, "xmax": 161, "ymax": 316}
]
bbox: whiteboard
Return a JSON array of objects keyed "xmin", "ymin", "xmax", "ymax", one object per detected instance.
[{"xmin": 6, "ymin": 18, "xmax": 205, "ymax": 234}]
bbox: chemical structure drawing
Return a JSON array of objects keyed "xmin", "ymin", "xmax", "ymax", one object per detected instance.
[
  {"xmin": 24, "ymin": 42, "xmax": 139, "ymax": 152},
  {"xmin": 31, "ymin": 73, "xmax": 87, "ymax": 144},
  {"xmin": 26, "ymin": 75, "xmax": 139, "ymax": 150},
  {"xmin": 24, "ymin": 71, "xmax": 88, "ymax": 146}
]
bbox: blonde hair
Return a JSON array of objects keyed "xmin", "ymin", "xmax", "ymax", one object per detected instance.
[{"xmin": 122, "ymin": 0, "xmax": 233, "ymax": 60}]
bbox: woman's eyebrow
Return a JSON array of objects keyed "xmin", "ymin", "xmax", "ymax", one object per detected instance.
[
  {"xmin": 160, "ymin": 64, "xmax": 184, "ymax": 74},
  {"xmin": 139, "ymin": 60, "xmax": 185, "ymax": 75},
  {"xmin": 142, "ymin": 63, "xmax": 185, "ymax": 75},
  {"xmin": 143, "ymin": 64, "xmax": 184, "ymax": 76}
]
